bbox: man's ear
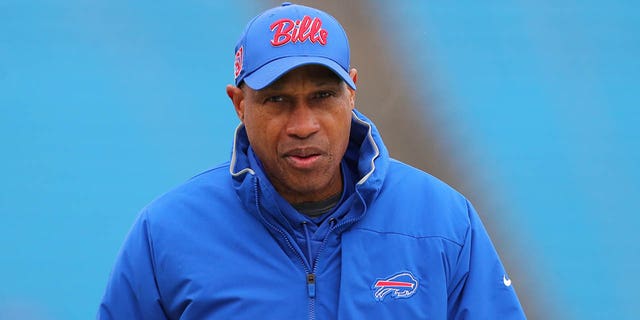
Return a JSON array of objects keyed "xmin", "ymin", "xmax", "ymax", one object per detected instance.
[
  {"xmin": 348, "ymin": 68, "xmax": 358, "ymax": 108},
  {"xmin": 226, "ymin": 84, "xmax": 245, "ymax": 121},
  {"xmin": 349, "ymin": 67, "xmax": 358, "ymax": 85}
]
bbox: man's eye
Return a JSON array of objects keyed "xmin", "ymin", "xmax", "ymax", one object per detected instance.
[
  {"xmin": 315, "ymin": 91, "xmax": 334, "ymax": 99},
  {"xmin": 265, "ymin": 96, "xmax": 284, "ymax": 103}
]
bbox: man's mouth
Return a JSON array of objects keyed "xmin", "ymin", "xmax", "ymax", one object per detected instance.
[{"xmin": 284, "ymin": 148, "xmax": 323, "ymax": 169}]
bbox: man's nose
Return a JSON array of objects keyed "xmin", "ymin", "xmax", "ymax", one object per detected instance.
[{"xmin": 285, "ymin": 103, "xmax": 320, "ymax": 139}]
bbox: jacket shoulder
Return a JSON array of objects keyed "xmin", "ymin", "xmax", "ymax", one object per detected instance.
[
  {"xmin": 141, "ymin": 163, "xmax": 237, "ymax": 222},
  {"xmin": 358, "ymin": 159, "xmax": 472, "ymax": 246}
]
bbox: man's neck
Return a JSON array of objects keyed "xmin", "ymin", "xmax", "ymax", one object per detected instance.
[{"xmin": 291, "ymin": 192, "xmax": 342, "ymax": 218}]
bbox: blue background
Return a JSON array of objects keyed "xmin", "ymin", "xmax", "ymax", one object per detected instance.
[{"xmin": 1, "ymin": 1, "xmax": 638, "ymax": 319}]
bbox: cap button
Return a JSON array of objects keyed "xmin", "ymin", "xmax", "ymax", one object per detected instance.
[{"xmin": 281, "ymin": 2, "xmax": 292, "ymax": 6}]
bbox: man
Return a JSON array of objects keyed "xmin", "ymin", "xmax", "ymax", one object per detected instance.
[{"xmin": 99, "ymin": 3, "xmax": 525, "ymax": 319}]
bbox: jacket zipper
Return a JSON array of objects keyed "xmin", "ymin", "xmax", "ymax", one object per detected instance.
[
  {"xmin": 278, "ymin": 226, "xmax": 316, "ymax": 320},
  {"xmin": 253, "ymin": 178, "xmax": 317, "ymax": 319},
  {"xmin": 302, "ymin": 221, "xmax": 317, "ymax": 318},
  {"xmin": 281, "ymin": 215, "xmax": 366, "ymax": 320},
  {"xmin": 304, "ymin": 218, "xmax": 343, "ymax": 320},
  {"xmin": 254, "ymin": 177, "xmax": 369, "ymax": 320},
  {"xmin": 304, "ymin": 193, "xmax": 367, "ymax": 320}
]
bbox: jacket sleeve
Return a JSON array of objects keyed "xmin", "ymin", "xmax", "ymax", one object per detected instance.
[
  {"xmin": 447, "ymin": 200, "xmax": 526, "ymax": 319},
  {"xmin": 97, "ymin": 209, "xmax": 168, "ymax": 319}
]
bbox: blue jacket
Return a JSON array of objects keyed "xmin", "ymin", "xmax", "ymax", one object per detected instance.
[{"xmin": 99, "ymin": 110, "xmax": 525, "ymax": 319}]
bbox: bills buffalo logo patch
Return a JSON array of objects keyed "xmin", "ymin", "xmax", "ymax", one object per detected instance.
[
  {"xmin": 234, "ymin": 46, "xmax": 243, "ymax": 79},
  {"xmin": 372, "ymin": 272, "xmax": 419, "ymax": 301}
]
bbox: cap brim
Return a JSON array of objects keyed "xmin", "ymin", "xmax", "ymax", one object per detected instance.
[{"xmin": 243, "ymin": 56, "xmax": 356, "ymax": 90}]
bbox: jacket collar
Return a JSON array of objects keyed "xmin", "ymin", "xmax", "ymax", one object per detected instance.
[{"xmin": 229, "ymin": 109, "xmax": 389, "ymax": 224}]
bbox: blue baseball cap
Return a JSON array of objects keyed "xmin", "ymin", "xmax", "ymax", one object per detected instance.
[{"xmin": 233, "ymin": 2, "xmax": 356, "ymax": 90}]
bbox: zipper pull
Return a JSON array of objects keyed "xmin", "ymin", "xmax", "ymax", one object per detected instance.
[{"xmin": 306, "ymin": 273, "xmax": 316, "ymax": 298}]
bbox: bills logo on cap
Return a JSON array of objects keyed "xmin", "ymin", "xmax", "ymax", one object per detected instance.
[
  {"xmin": 270, "ymin": 15, "xmax": 328, "ymax": 46},
  {"xmin": 372, "ymin": 272, "xmax": 419, "ymax": 301},
  {"xmin": 234, "ymin": 46, "xmax": 244, "ymax": 79}
]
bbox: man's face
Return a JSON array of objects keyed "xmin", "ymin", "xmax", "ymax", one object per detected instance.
[{"xmin": 227, "ymin": 65, "xmax": 357, "ymax": 204}]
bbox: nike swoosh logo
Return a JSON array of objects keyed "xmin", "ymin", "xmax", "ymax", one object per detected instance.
[{"xmin": 503, "ymin": 275, "xmax": 512, "ymax": 287}]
